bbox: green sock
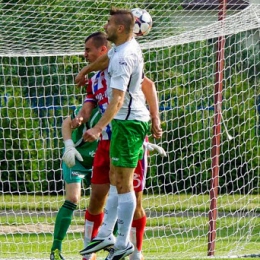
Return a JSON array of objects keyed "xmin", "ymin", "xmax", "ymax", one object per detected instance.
[{"xmin": 51, "ymin": 200, "xmax": 77, "ymax": 252}]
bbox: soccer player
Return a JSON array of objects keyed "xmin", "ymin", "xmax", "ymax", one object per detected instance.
[
  {"xmin": 76, "ymin": 8, "xmax": 162, "ymax": 260},
  {"xmin": 73, "ymin": 31, "xmax": 164, "ymax": 260},
  {"xmin": 49, "ymin": 106, "xmax": 100, "ymax": 260}
]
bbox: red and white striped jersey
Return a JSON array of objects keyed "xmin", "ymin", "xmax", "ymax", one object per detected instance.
[{"xmin": 84, "ymin": 69, "xmax": 111, "ymax": 140}]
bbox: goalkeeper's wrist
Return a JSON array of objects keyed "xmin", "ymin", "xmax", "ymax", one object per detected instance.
[{"xmin": 64, "ymin": 139, "xmax": 74, "ymax": 148}]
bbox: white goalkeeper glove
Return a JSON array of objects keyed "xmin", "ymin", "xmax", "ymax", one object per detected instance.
[
  {"xmin": 62, "ymin": 139, "xmax": 83, "ymax": 168},
  {"xmin": 144, "ymin": 142, "xmax": 167, "ymax": 157}
]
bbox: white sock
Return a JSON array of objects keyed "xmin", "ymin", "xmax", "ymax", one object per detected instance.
[
  {"xmin": 84, "ymin": 220, "xmax": 94, "ymax": 247},
  {"xmin": 98, "ymin": 185, "xmax": 118, "ymax": 238},
  {"xmin": 82, "ymin": 220, "xmax": 94, "ymax": 260},
  {"xmin": 130, "ymin": 227, "xmax": 138, "ymax": 253},
  {"xmin": 129, "ymin": 251, "xmax": 142, "ymax": 260},
  {"xmin": 115, "ymin": 191, "xmax": 136, "ymax": 249}
]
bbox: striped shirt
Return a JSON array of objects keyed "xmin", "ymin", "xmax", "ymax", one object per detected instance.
[{"xmin": 84, "ymin": 69, "xmax": 112, "ymax": 140}]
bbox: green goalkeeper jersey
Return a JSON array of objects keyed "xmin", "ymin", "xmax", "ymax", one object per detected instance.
[{"xmin": 69, "ymin": 105, "xmax": 101, "ymax": 169}]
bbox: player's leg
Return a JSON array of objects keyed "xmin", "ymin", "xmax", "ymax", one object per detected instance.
[
  {"xmin": 103, "ymin": 120, "xmax": 148, "ymax": 260},
  {"xmin": 50, "ymin": 162, "xmax": 83, "ymax": 260},
  {"xmin": 114, "ymin": 165, "xmax": 136, "ymax": 247},
  {"xmin": 80, "ymin": 162, "xmax": 135, "ymax": 257},
  {"xmin": 82, "ymin": 140, "xmax": 111, "ymax": 259},
  {"xmin": 83, "ymin": 183, "xmax": 109, "ymax": 260},
  {"xmin": 130, "ymin": 146, "xmax": 148, "ymax": 260},
  {"xmin": 97, "ymin": 164, "xmax": 136, "ymax": 260},
  {"xmin": 80, "ymin": 162, "xmax": 117, "ymax": 256},
  {"xmin": 81, "ymin": 120, "xmax": 148, "ymax": 259},
  {"xmin": 130, "ymin": 191, "xmax": 146, "ymax": 260}
]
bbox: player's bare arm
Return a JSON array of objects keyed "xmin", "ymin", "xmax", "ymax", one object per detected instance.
[
  {"xmin": 142, "ymin": 76, "xmax": 163, "ymax": 139},
  {"xmin": 71, "ymin": 101, "xmax": 96, "ymax": 129},
  {"xmin": 61, "ymin": 116, "xmax": 83, "ymax": 167},
  {"xmin": 75, "ymin": 53, "xmax": 109, "ymax": 86},
  {"xmin": 83, "ymin": 88, "xmax": 125, "ymax": 142},
  {"xmin": 62, "ymin": 116, "xmax": 74, "ymax": 140}
]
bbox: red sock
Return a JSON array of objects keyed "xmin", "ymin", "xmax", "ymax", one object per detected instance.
[
  {"xmin": 131, "ymin": 215, "xmax": 147, "ymax": 251},
  {"xmin": 85, "ymin": 210, "xmax": 104, "ymax": 239}
]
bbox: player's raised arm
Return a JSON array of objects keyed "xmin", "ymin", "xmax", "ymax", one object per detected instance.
[
  {"xmin": 61, "ymin": 116, "xmax": 83, "ymax": 168},
  {"xmin": 62, "ymin": 116, "xmax": 75, "ymax": 141},
  {"xmin": 70, "ymin": 101, "xmax": 96, "ymax": 129},
  {"xmin": 75, "ymin": 53, "xmax": 109, "ymax": 86},
  {"xmin": 83, "ymin": 88, "xmax": 125, "ymax": 142},
  {"xmin": 141, "ymin": 76, "xmax": 162, "ymax": 139}
]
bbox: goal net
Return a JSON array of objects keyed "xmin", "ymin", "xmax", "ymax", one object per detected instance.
[{"xmin": 0, "ymin": 1, "xmax": 259, "ymax": 259}]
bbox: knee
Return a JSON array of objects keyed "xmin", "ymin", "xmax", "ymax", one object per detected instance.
[{"xmin": 66, "ymin": 195, "xmax": 80, "ymax": 205}]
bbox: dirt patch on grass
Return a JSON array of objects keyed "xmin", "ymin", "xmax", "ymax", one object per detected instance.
[{"xmin": 0, "ymin": 224, "xmax": 82, "ymax": 235}]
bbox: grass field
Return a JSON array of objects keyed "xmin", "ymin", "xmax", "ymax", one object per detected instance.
[{"xmin": 0, "ymin": 194, "xmax": 259, "ymax": 259}]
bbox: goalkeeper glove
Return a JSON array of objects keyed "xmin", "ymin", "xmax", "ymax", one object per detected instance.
[
  {"xmin": 144, "ymin": 142, "xmax": 167, "ymax": 157},
  {"xmin": 62, "ymin": 139, "xmax": 83, "ymax": 168}
]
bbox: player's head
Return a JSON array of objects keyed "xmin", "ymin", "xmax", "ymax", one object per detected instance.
[
  {"xmin": 104, "ymin": 7, "xmax": 134, "ymax": 44},
  {"xmin": 84, "ymin": 31, "xmax": 110, "ymax": 63}
]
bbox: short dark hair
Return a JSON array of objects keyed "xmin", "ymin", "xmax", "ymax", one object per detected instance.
[
  {"xmin": 85, "ymin": 32, "xmax": 109, "ymax": 48},
  {"xmin": 110, "ymin": 7, "xmax": 134, "ymax": 34}
]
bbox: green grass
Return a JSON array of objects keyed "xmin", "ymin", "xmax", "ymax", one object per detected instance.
[
  {"xmin": 1, "ymin": 194, "xmax": 260, "ymax": 259},
  {"xmin": 1, "ymin": 193, "xmax": 260, "ymax": 212}
]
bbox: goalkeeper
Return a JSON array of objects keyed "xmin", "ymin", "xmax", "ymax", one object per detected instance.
[{"xmin": 50, "ymin": 106, "xmax": 100, "ymax": 260}]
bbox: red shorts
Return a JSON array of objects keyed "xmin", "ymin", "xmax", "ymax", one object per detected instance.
[{"xmin": 91, "ymin": 140, "xmax": 147, "ymax": 192}]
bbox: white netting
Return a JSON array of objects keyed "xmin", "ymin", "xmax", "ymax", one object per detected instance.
[
  {"xmin": 141, "ymin": 4, "xmax": 260, "ymax": 49},
  {"xmin": 1, "ymin": 1, "xmax": 259, "ymax": 56},
  {"xmin": 0, "ymin": 0, "xmax": 260, "ymax": 259}
]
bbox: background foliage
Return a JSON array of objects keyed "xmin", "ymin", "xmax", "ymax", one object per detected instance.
[{"xmin": 0, "ymin": 1, "xmax": 259, "ymax": 195}]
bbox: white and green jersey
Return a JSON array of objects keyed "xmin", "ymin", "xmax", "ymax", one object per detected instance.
[
  {"xmin": 107, "ymin": 37, "xmax": 150, "ymax": 122},
  {"xmin": 69, "ymin": 106, "xmax": 101, "ymax": 169}
]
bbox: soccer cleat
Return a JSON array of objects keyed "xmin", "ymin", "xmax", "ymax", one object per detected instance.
[
  {"xmin": 79, "ymin": 234, "xmax": 116, "ymax": 255},
  {"xmin": 104, "ymin": 242, "xmax": 134, "ymax": 260},
  {"xmin": 50, "ymin": 249, "xmax": 65, "ymax": 260},
  {"xmin": 82, "ymin": 253, "xmax": 97, "ymax": 260}
]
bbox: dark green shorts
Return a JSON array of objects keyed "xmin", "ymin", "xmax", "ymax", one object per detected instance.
[
  {"xmin": 62, "ymin": 160, "xmax": 92, "ymax": 184},
  {"xmin": 110, "ymin": 119, "xmax": 149, "ymax": 168}
]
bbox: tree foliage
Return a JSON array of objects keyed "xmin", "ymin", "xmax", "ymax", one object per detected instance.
[{"xmin": 0, "ymin": 2, "xmax": 259, "ymax": 194}]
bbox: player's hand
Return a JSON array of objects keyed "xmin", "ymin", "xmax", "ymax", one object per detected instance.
[
  {"xmin": 62, "ymin": 139, "xmax": 83, "ymax": 168},
  {"xmin": 83, "ymin": 126, "xmax": 102, "ymax": 142},
  {"xmin": 75, "ymin": 72, "xmax": 88, "ymax": 87},
  {"xmin": 151, "ymin": 116, "xmax": 163, "ymax": 139},
  {"xmin": 144, "ymin": 142, "xmax": 167, "ymax": 157},
  {"xmin": 71, "ymin": 116, "xmax": 84, "ymax": 129}
]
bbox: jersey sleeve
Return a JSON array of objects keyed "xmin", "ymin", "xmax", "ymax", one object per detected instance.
[{"xmin": 84, "ymin": 77, "xmax": 96, "ymax": 103}]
